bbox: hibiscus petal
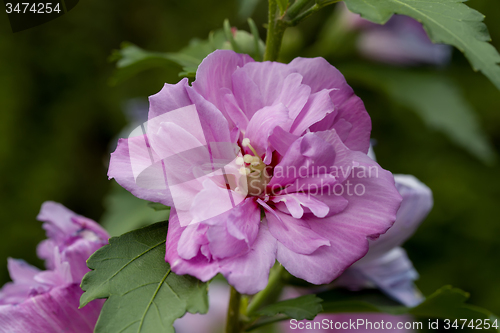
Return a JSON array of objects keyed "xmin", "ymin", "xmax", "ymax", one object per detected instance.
[
  {"xmin": 266, "ymin": 210, "xmax": 330, "ymax": 255},
  {"xmin": 186, "ymin": 86, "xmax": 232, "ymax": 144},
  {"xmin": 231, "ymin": 69, "xmax": 265, "ymax": 120},
  {"xmin": 349, "ymin": 247, "xmax": 424, "ymax": 307},
  {"xmin": 207, "ymin": 225, "xmax": 249, "ymax": 260},
  {"xmin": 268, "ymin": 126, "xmax": 299, "ymax": 157},
  {"xmin": 287, "ymin": 57, "xmax": 353, "ymax": 94},
  {"xmin": 6, "ymin": 259, "xmax": 40, "ymax": 284},
  {"xmin": 166, "ymin": 210, "xmax": 220, "ymax": 282},
  {"xmin": 245, "ymin": 103, "xmax": 290, "ymax": 158},
  {"xmin": 219, "ymin": 224, "xmax": 277, "ymax": 295},
  {"xmin": 193, "ymin": 50, "xmax": 254, "ymax": 112},
  {"xmin": 237, "ymin": 61, "xmax": 293, "ymax": 107},
  {"xmin": 276, "ymin": 73, "xmax": 311, "ymax": 119},
  {"xmin": 0, "ymin": 284, "xmax": 103, "ymax": 333},
  {"xmin": 222, "ymin": 91, "xmax": 250, "ymax": 131},
  {"xmin": 271, "ymin": 193, "xmax": 330, "ymax": 218},
  {"xmin": 36, "ymin": 202, "xmax": 80, "ymax": 244},
  {"xmin": 268, "ymin": 132, "xmax": 337, "ymax": 190},
  {"xmin": 148, "ymin": 78, "xmax": 192, "ymax": 120},
  {"xmin": 287, "ymin": 57, "xmax": 371, "ymax": 153},
  {"xmin": 177, "ymin": 223, "xmax": 210, "ymax": 260},
  {"xmin": 225, "ymin": 198, "xmax": 261, "ymax": 244},
  {"xmin": 108, "ymin": 135, "xmax": 173, "ymax": 206},
  {"xmin": 290, "ymin": 89, "xmax": 335, "ymax": 136},
  {"xmin": 364, "ymin": 174, "xmax": 433, "ymax": 259}
]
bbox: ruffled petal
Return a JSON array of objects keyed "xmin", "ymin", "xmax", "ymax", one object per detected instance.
[
  {"xmin": 166, "ymin": 210, "xmax": 220, "ymax": 282},
  {"xmin": 266, "ymin": 210, "xmax": 330, "ymax": 255},
  {"xmin": 192, "ymin": 50, "xmax": 254, "ymax": 112},
  {"xmin": 0, "ymin": 285, "xmax": 103, "ymax": 333},
  {"xmin": 244, "ymin": 103, "xmax": 290, "ymax": 158},
  {"xmin": 108, "ymin": 135, "xmax": 174, "ymax": 206},
  {"xmin": 219, "ymin": 224, "xmax": 277, "ymax": 295},
  {"xmin": 236, "ymin": 61, "xmax": 293, "ymax": 107},
  {"xmin": 287, "ymin": 57, "xmax": 371, "ymax": 153},
  {"xmin": 271, "ymin": 193, "xmax": 330, "ymax": 219},
  {"xmin": 290, "ymin": 89, "xmax": 335, "ymax": 136},
  {"xmin": 148, "ymin": 78, "xmax": 192, "ymax": 120}
]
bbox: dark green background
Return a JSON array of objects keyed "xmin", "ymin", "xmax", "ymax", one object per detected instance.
[{"xmin": 0, "ymin": 0, "xmax": 498, "ymax": 315}]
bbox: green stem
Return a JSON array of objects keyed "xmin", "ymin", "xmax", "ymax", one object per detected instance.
[
  {"xmin": 289, "ymin": 3, "xmax": 320, "ymax": 26},
  {"xmin": 247, "ymin": 265, "xmax": 285, "ymax": 316},
  {"xmin": 226, "ymin": 286, "xmax": 242, "ymax": 333},
  {"xmin": 264, "ymin": 0, "xmax": 287, "ymax": 61},
  {"xmin": 287, "ymin": 0, "xmax": 312, "ymax": 19},
  {"xmin": 289, "ymin": 1, "xmax": 341, "ymax": 26}
]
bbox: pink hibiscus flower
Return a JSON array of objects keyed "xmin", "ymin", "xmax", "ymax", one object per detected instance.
[
  {"xmin": 0, "ymin": 202, "xmax": 109, "ymax": 333},
  {"xmin": 109, "ymin": 50, "xmax": 402, "ymax": 294}
]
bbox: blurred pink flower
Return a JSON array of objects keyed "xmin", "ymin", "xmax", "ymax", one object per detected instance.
[
  {"xmin": 0, "ymin": 202, "xmax": 109, "ymax": 333},
  {"xmin": 109, "ymin": 50, "xmax": 402, "ymax": 294},
  {"xmin": 339, "ymin": 4, "xmax": 452, "ymax": 66},
  {"xmin": 334, "ymin": 148, "xmax": 433, "ymax": 307}
]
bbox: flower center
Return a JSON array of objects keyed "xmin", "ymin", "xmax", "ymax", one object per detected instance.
[{"xmin": 236, "ymin": 139, "xmax": 270, "ymax": 197}]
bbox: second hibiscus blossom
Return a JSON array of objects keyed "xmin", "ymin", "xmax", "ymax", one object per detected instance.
[{"xmin": 109, "ymin": 50, "xmax": 402, "ymax": 294}]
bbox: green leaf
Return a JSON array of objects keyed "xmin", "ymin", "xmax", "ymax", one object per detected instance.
[
  {"xmin": 108, "ymin": 42, "xmax": 200, "ymax": 84},
  {"xmin": 341, "ymin": 64, "xmax": 496, "ymax": 164},
  {"xmin": 343, "ymin": 0, "xmax": 500, "ymax": 91},
  {"xmin": 111, "ymin": 24, "xmax": 265, "ymax": 82},
  {"xmin": 100, "ymin": 182, "xmax": 169, "ymax": 237},
  {"xmin": 256, "ymin": 294, "xmax": 323, "ymax": 320},
  {"xmin": 277, "ymin": 0, "xmax": 289, "ymax": 16},
  {"xmin": 80, "ymin": 222, "xmax": 208, "ymax": 333},
  {"xmin": 319, "ymin": 286, "xmax": 500, "ymax": 331}
]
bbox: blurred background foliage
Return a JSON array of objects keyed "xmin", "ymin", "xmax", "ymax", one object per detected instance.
[{"xmin": 0, "ymin": 0, "xmax": 499, "ymax": 315}]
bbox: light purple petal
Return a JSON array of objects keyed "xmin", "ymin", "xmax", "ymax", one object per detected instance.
[
  {"xmin": 207, "ymin": 224, "xmax": 250, "ymax": 260},
  {"xmin": 237, "ymin": 61, "xmax": 293, "ymax": 106},
  {"xmin": 268, "ymin": 126, "xmax": 299, "ymax": 157},
  {"xmin": 225, "ymin": 198, "xmax": 261, "ymax": 244},
  {"xmin": 61, "ymin": 239, "xmax": 104, "ymax": 284},
  {"xmin": 6, "ymin": 259, "xmax": 40, "ymax": 284},
  {"xmin": 148, "ymin": 78, "xmax": 192, "ymax": 120},
  {"xmin": 275, "ymin": 133, "xmax": 401, "ymax": 284},
  {"xmin": 231, "ymin": 68, "xmax": 264, "ymax": 120},
  {"xmin": 357, "ymin": 15, "xmax": 452, "ymax": 66},
  {"xmin": 222, "ymin": 91, "xmax": 250, "ymax": 130},
  {"xmin": 185, "ymin": 86, "xmax": 232, "ymax": 144},
  {"xmin": 364, "ymin": 174, "xmax": 433, "ymax": 259},
  {"xmin": 36, "ymin": 202, "xmax": 80, "ymax": 245},
  {"xmin": 193, "ymin": 50, "xmax": 254, "ymax": 112},
  {"xmin": 219, "ymin": 224, "xmax": 277, "ymax": 295},
  {"xmin": 271, "ymin": 193, "xmax": 330, "ymax": 219},
  {"xmin": 266, "ymin": 210, "xmax": 330, "ymax": 255},
  {"xmin": 268, "ymin": 132, "xmax": 337, "ymax": 191},
  {"xmin": 177, "ymin": 223, "xmax": 210, "ymax": 260},
  {"xmin": 290, "ymin": 89, "xmax": 335, "ymax": 136},
  {"xmin": 166, "ymin": 210, "xmax": 220, "ymax": 282},
  {"xmin": 287, "ymin": 57, "xmax": 371, "ymax": 153},
  {"xmin": 0, "ymin": 259, "xmax": 44, "ymax": 305},
  {"xmin": 276, "ymin": 73, "xmax": 311, "ymax": 119},
  {"xmin": 0, "ymin": 285, "xmax": 103, "ymax": 333},
  {"xmin": 244, "ymin": 103, "xmax": 290, "ymax": 158},
  {"xmin": 108, "ymin": 135, "xmax": 174, "ymax": 206},
  {"xmin": 350, "ymin": 247, "xmax": 423, "ymax": 307}
]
